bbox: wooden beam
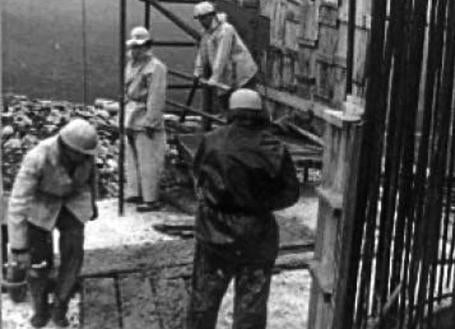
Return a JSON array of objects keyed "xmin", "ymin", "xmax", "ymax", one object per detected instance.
[
  {"xmin": 119, "ymin": 273, "xmax": 161, "ymax": 329},
  {"xmin": 257, "ymin": 85, "xmax": 329, "ymax": 119},
  {"xmin": 81, "ymin": 278, "xmax": 121, "ymax": 329}
]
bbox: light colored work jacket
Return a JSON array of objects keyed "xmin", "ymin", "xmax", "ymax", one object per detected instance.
[
  {"xmin": 194, "ymin": 20, "xmax": 258, "ymax": 92},
  {"xmin": 125, "ymin": 52, "xmax": 167, "ymax": 132},
  {"xmin": 7, "ymin": 136, "xmax": 96, "ymax": 250}
]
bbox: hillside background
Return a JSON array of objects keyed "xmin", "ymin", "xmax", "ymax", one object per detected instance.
[{"xmin": 2, "ymin": 0, "xmax": 198, "ymax": 103}]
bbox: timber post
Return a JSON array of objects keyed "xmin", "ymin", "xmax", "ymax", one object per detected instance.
[{"xmin": 307, "ymin": 106, "xmax": 363, "ymax": 329}]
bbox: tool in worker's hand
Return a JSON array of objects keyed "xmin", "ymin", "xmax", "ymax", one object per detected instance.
[
  {"xmin": 2, "ymin": 260, "xmax": 48, "ymax": 302},
  {"xmin": 200, "ymin": 78, "xmax": 231, "ymax": 92},
  {"xmin": 179, "ymin": 77, "xmax": 200, "ymax": 123}
]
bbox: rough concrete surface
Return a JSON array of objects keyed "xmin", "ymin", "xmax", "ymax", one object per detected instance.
[{"xmin": 2, "ymin": 196, "xmax": 316, "ymax": 328}]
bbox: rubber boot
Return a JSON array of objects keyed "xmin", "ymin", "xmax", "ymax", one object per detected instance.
[
  {"xmin": 28, "ymin": 276, "xmax": 51, "ymax": 328},
  {"xmin": 52, "ymin": 299, "xmax": 70, "ymax": 327}
]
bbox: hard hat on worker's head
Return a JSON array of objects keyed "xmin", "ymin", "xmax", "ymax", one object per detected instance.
[
  {"xmin": 126, "ymin": 26, "xmax": 152, "ymax": 48},
  {"xmin": 193, "ymin": 1, "xmax": 216, "ymax": 19},
  {"xmin": 59, "ymin": 118, "xmax": 98, "ymax": 155},
  {"xmin": 229, "ymin": 89, "xmax": 263, "ymax": 111}
]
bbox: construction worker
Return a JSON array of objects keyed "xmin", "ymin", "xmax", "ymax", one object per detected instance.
[
  {"xmin": 124, "ymin": 26, "xmax": 167, "ymax": 212},
  {"xmin": 186, "ymin": 89, "xmax": 300, "ymax": 329},
  {"xmin": 193, "ymin": 1, "xmax": 258, "ymax": 111},
  {"xmin": 7, "ymin": 118, "xmax": 98, "ymax": 328}
]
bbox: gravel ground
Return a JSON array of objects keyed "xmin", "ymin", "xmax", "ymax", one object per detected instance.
[{"xmin": 2, "ymin": 197, "xmax": 316, "ymax": 328}]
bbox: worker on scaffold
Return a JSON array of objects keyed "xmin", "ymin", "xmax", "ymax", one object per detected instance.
[
  {"xmin": 7, "ymin": 118, "xmax": 99, "ymax": 328},
  {"xmin": 186, "ymin": 89, "xmax": 300, "ymax": 329},
  {"xmin": 193, "ymin": 1, "xmax": 258, "ymax": 112},
  {"xmin": 124, "ymin": 26, "xmax": 168, "ymax": 212}
]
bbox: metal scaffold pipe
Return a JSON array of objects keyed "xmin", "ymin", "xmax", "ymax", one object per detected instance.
[
  {"xmin": 118, "ymin": 0, "xmax": 127, "ymax": 216},
  {"xmin": 0, "ymin": 0, "xmax": 3, "ymax": 319},
  {"xmin": 143, "ymin": 0, "xmax": 201, "ymax": 41}
]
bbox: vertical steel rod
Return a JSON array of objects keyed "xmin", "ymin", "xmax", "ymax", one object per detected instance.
[
  {"xmin": 346, "ymin": 0, "xmax": 356, "ymax": 95},
  {"xmin": 118, "ymin": 0, "xmax": 126, "ymax": 216},
  {"xmin": 81, "ymin": 0, "xmax": 88, "ymax": 106},
  {"xmin": 144, "ymin": 0, "xmax": 151, "ymax": 29},
  {"xmin": 0, "ymin": 0, "xmax": 3, "ymax": 319}
]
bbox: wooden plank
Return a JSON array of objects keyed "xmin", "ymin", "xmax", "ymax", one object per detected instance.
[
  {"xmin": 119, "ymin": 273, "xmax": 161, "ymax": 329},
  {"xmin": 257, "ymin": 84, "xmax": 330, "ymax": 119},
  {"xmin": 82, "ymin": 278, "xmax": 120, "ymax": 329},
  {"xmin": 81, "ymin": 240, "xmax": 195, "ymax": 278}
]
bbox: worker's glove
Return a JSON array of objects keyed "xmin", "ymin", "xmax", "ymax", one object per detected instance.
[
  {"xmin": 206, "ymin": 78, "xmax": 219, "ymax": 87},
  {"xmin": 90, "ymin": 203, "xmax": 99, "ymax": 221},
  {"xmin": 11, "ymin": 250, "xmax": 31, "ymax": 270},
  {"xmin": 125, "ymin": 127, "xmax": 135, "ymax": 137}
]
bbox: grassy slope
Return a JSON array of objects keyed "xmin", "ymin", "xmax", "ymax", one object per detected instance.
[{"xmin": 2, "ymin": 0, "xmax": 197, "ymax": 102}]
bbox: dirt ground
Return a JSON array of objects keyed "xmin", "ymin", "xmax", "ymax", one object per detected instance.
[{"xmin": 2, "ymin": 192, "xmax": 317, "ymax": 329}]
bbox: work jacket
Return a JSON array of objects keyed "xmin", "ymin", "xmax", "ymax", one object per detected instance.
[
  {"xmin": 194, "ymin": 20, "xmax": 258, "ymax": 92},
  {"xmin": 193, "ymin": 121, "xmax": 300, "ymax": 262},
  {"xmin": 125, "ymin": 52, "xmax": 167, "ymax": 132},
  {"xmin": 7, "ymin": 136, "xmax": 96, "ymax": 250}
]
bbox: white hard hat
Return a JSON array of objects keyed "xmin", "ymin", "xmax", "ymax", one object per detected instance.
[
  {"xmin": 59, "ymin": 118, "xmax": 99, "ymax": 155},
  {"xmin": 126, "ymin": 26, "xmax": 151, "ymax": 48},
  {"xmin": 229, "ymin": 89, "xmax": 263, "ymax": 111},
  {"xmin": 193, "ymin": 1, "xmax": 216, "ymax": 18}
]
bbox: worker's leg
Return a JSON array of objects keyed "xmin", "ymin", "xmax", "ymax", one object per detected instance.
[
  {"xmin": 125, "ymin": 134, "xmax": 142, "ymax": 199},
  {"xmin": 186, "ymin": 242, "xmax": 233, "ymax": 329},
  {"xmin": 232, "ymin": 263, "xmax": 273, "ymax": 329},
  {"xmin": 136, "ymin": 131, "xmax": 166, "ymax": 203},
  {"xmin": 27, "ymin": 223, "xmax": 54, "ymax": 328},
  {"xmin": 53, "ymin": 208, "xmax": 84, "ymax": 327}
]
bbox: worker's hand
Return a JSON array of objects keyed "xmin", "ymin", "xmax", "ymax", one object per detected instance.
[
  {"xmin": 145, "ymin": 127, "xmax": 155, "ymax": 139},
  {"xmin": 206, "ymin": 78, "xmax": 219, "ymax": 87},
  {"xmin": 125, "ymin": 127, "xmax": 135, "ymax": 137},
  {"xmin": 11, "ymin": 251, "xmax": 31, "ymax": 269},
  {"xmin": 90, "ymin": 204, "xmax": 99, "ymax": 221}
]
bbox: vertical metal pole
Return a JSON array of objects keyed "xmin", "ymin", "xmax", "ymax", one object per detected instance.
[
  {"xmin": 144, "ymin": 0, "xmax": 151, "ymax": 30},
  {"xmin": 0, "ymin": 0, "xmax": 3, "ymax": 319},
  {"xmin": 118, "ymin": 0, "xmax": 126, "ymax": 216},
  {"xmin": 81, "ymin": 0, "xmax": 88, "ymax": 106},
  {"xmin": 346, "ymin": 0, "xmax": 356, "ymax": 95}
]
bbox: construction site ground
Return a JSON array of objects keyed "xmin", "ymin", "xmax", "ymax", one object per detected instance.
[{"xmin": 1, "ymin": 186, "xmax": 318, "ymax": 329}]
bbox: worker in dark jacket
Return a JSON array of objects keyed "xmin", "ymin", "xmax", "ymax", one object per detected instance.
[
  {"xmin": 186, "ymin": 89, "xmax": 300, "ymax": 329},
  {"xmin": 7, "ymin": 119, "xmax": 98, "ymax": 328}
]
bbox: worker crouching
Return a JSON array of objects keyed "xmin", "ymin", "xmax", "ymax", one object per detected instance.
[
  {"xmin": 186, "ymin": 89, "xmax": 300, "ymax": 329},
  {"xmin": 7, "ymin": 119, "xmax": 99, "ymax": 328},
  {"xmin": 124, "ymin": 26, "xmax": 167, "ymax": 212}
]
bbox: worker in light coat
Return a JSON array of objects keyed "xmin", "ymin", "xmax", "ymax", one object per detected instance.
[
  {"xmin": 7, "ymin": 118, "xmax": 98, "ymax": 328},
  {"xmin": 124, "ymin": 26, "xmax": 167, "ymax": 212},
  {"xmin": 193, "ymin": 1, "xmax": 258, "ymax": 111},
  {"xmin": 186, "ymin": 89, "xmax": 300, "ymax": 329}
]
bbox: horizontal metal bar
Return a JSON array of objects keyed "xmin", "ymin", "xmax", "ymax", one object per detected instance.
[
  {"xmin": 168, "ymin": 69, "xmax": 230, "ymax": 92},
  {"xmin": 169, "ymin": 69, "xmax": 194, "ymax": 81},
  {"xmin": 153, "ymin": 40, "xmax": 196, "ymax": 47},
  {"xmin": 168, "ymin": 83, "xmax": 201, "ymax": 89},
  {"xmin": 166, "ymin": 99, "xmax": 226, "ymax": 124}
]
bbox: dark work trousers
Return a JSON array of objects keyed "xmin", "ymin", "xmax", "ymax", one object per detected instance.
[
  {"xmin": 186, "ymin": 242, "xmax": 274, "ymax": 329},
  {"xmin": 218, "ymin": 76, "xmax": 258, "ymax": 114},
  {"xmin": 28, "ymin": 207, "xmax": 84, "ymax": 305}
]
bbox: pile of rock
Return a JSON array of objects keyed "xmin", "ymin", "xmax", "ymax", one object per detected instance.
[
  {"xmin": 1, "ymin": 95, "xmax": 120, "ymax": 198},
  {"xmin": 1, "ymin": 94, "xmax": 203, "ymax": 199}
]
